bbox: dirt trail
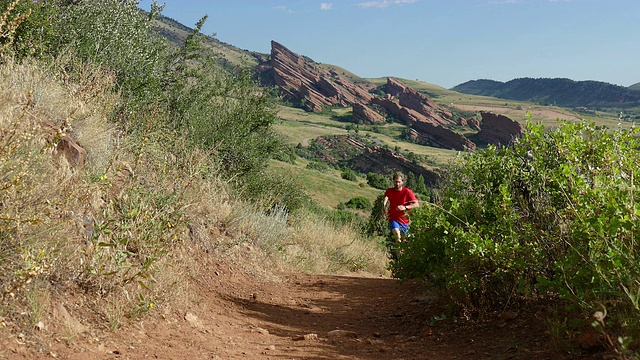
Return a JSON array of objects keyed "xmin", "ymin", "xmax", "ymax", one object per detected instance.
[{"xmin": 3, "ymin": 260, "xmax": 604, "ymax": 360}]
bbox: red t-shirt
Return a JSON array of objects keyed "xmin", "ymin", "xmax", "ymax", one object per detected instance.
[{"xmin": 384, "ymin": 187, "xmax": 418, "ymax": 225}]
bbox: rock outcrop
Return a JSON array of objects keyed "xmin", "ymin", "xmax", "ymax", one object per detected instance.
[
  {"xmin": 408, "ymin": 122, "xmax": 476, "ymax": 151},
  {"xmin": 308, "ymin": 135, "xmax": 440, "ymax": 185},
  {"xmin": 352, "ymin": 103, "xmax": 386, "ymax": 124},
  {"xmin": 44, "ymin": 120, "xmax": 87, "ymax": 168},
  {"xmin": 371, "ymin": 80, "xmax": 476, "ymax": 151},
  {"xmin": 350, "ymin": 145, "xmax": 441, "ymax": 185},
  {"xmin": 269, "ymin": 41, "xmax": 373, "ymax": 112},
  {"xmin": 387, "ymin": 78, "xmax": 456, "ymax": 127},
  {"xmin": 263, "ymin": 41, "xmax": 506, "ymax": 153},
  {"xmin": 476, "ymin": 112, "xmax": 524, "ymax": 146}
]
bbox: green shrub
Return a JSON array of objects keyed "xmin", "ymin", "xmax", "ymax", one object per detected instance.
[
  {"xmin": 0, "ymin": 0, "xmax": 59, "ymax": 59},
  {"xmin": 395, "ymin": 119, "xmax": 640, "ymax": 346},
  {"xmin": 345, "ymin": 196, "xmax": 372, "ymax": 211},
  {"xmin": 273, "ymin": 144, "xmax": 297, "ymax": 164},
  {"xmin": 367, "ymin": 172, "xmax": 390, "ymax": 190},
  {"xmin": 161, "ymin": 16, "xmax": 280, "ymax": 177},
  {"xmin": 51, "ymin": 0, "xmax": 168, "ymax": 106},
  {"xmin": 365, "ymin": 194, "xmax": 387, "ymax": 237},
  {"xmin": 341, "ymin": 168, "xmax": 358, "ymax": 182},
  {"xmin": 238, "ymin": 170, "xmax": 311, "ymax": 214},
  {"xmin": 405, "ymin": 171, "xmax": 427, "ymax": 195},
  {"xmin": 305, "ymin": 160, "xmax": 331, "ymax": 172}
]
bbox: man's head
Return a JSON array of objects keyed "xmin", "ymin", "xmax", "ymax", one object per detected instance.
[{"xmin": 392, "ymin": 172, "xmax": 404, "ymax": 190}]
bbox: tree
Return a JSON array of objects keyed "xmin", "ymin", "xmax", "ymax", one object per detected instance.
[{"xmin": 367, "ymin": 172, "xmax": 390, "ymax": 190}]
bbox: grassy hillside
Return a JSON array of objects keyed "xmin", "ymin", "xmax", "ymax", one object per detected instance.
[
  {"xmin": 152, "ymin": 14, "xmax": 263, "ymax": 70},
  {"xmin": 452, "ymin": 77, "xmax": 640, "ymax": 112},
  {"xmin": 268, "ymin": 159, "xmax": 380, "ymax": 209}
]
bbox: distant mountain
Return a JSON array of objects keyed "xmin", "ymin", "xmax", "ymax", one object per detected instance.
[
  {"xmin": 630, "ymin": 82, "xmax": 640, "ymax": 91},
  {"xmin": 452, "ymin": 78, "xmax": 640, "ymax": 109}
]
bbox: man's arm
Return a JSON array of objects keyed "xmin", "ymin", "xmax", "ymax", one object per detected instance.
[
  {"xmin": 382, "ymin": 196, "xmax": 390, "ymax": 216},
  {"xmin": 405, "ymin": 199, "xmax": 419, "ymax": 210}
]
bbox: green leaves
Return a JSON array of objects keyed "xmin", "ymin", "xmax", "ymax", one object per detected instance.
[
  {"xmin": 52, "ymin": 0, "xmax": 169, "ymax": 103},
  {"xmin": 396, "ymin": 119, "xmax": 640, "ymax": 335}
]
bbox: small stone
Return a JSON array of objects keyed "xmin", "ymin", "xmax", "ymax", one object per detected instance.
[
  {"xmin": 253, "ymin": 327, "xmax": 270, "ymax": 335},
  {"xmin": 304, "ymin": 333, "xmax": 318, "ymax": 341},
  {"xmin": 292, "ymin": 333, "xmax": 318, "ymax": 341},
  {"xmin": 578, "ymin": 329, "xmax": 603, "ymax": 350},
  {"xmin": 327, "ymin": 329, "xmax": 357, "ymax": 338},
  {"xmin": 498, "ymin": 310, "xmax": 518, "ymax": 321},
  {"xmin": 35, "ymin": 321, "xmax": 45, "ymax": 331}
]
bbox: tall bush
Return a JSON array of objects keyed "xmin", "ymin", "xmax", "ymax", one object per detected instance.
[
  {"xmin": 153, "ymin": 14, "xmax": 280, "ymax": 177},
  {"xmin": 0, "ymin": 0, "xmax": 62, "ymax": 59},
  {"xmin": 395, "ymin": 119, "xmax": 640, "ymax": 339},
  {"xmin": 51, "ymin": 0, "xmax": 168, "ymax": 105}
]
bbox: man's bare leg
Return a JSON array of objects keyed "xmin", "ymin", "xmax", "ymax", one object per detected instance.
[{"xmin": 392, "ymin": 228, "xmax": 403, "ymax": 243}]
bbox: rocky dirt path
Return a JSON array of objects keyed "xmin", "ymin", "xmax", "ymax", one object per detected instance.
[{"xmin": 4, "ymin": 260, "xmax": 605, "ymax": 360}]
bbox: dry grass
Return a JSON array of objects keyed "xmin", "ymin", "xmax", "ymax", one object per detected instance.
[
  {"xmin": 288, "ymin": 212, "xmax": 389, "ymax": 275},
  {"xmin": 0, "ymin": 57, "xmax": 390, "ymax": 338}
]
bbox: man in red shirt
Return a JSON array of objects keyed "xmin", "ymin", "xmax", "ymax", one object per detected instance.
[{"xmin": 383, "ymin": 172, "xmax": 419, "ymax": 245}]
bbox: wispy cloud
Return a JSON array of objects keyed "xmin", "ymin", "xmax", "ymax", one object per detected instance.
[
  {"xmin": 273, "ymin": 5, "xmax": 294, "ymax": 13},
  {"xmin": 357, "ymin": 0, "xmax": 417, "ymax": 9},
  {"xmin": 488, "ymin": 0, "xmax": 575, "ymax": 3},
  {"xmin": 320, "ymin": 3, "xmax": 333, "ymax": 10}
]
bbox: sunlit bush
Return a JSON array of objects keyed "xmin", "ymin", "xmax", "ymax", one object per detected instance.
[{"xmin": 396, "ymin": 119, "xmax": 640, "ymax": 344}]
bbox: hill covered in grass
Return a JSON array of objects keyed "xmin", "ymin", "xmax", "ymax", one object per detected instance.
[{"xmin": 452, "ymin": 77, "xmax": 640, "ymax": 110}]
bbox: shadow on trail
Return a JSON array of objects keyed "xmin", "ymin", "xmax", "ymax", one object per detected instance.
[
  {"xmin": 222, "ymin": 275, "xmax": 436, "ymax": 360},
  {"xmin": 221, "ymin": 274, "xmax": 603, "ymax": 360}
]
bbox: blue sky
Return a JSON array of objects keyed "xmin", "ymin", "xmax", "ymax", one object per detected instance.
[{"xmin": 136, "ymin": 0, "xmax": 639, "ymax": 89}]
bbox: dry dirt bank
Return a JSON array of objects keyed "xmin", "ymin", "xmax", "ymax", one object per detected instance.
[{"xmin": 1, "ymin": 257, "xmax": 609, "ymax": 360}]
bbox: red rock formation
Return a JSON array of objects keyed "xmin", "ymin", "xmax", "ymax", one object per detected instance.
[
  {"xmin": 476, "ymin": 112, "xmax": 524, "ymax": 146},
  {"xmin": 385, "ymin": 78, "xmax": 456, "ymax": 127},
  {"xmin": 464, "ymin": 116, "xmax": 482, "ymax": 131},
  {"xmin": 270, "ymin": 41, "xmax": 372, "ymax": 112},
  {"xmin": 409, "ymin": 122, "xmax": 476, "ymax": 151},
  {"xmin": 313, "ymin": 135, "xmax": 440, "ymax": 185},
  {"xmin": 370, "ymin": 96, "xmax": 433, "ymax": 126},
  {"xmin": 371, "ymin": 96, "xmax": 475, "ymax": 151},
  {"xmin": 352, "ymin": 103, "xmax": 386, "ymax": 124},
  {"xmin": 264, "ymin": 42, "xmax": 485, "ymax": 152}
]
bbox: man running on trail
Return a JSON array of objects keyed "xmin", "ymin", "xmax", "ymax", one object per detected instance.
[{"xmin": 383, "ymin": 172, "xmax": 419, "ymax": 246}]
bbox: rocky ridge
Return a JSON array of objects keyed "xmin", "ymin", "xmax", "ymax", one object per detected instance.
[
  {"xmin": 312, "ymin": 135, "xmax": 441, "ymax": 185},
  {"xmin": 264, "ymin": 41, "xmax": 520, "ymax": 154},
  {"xmin": 476, "ymin": 111, "xmax": 524, "ymax": 146}
]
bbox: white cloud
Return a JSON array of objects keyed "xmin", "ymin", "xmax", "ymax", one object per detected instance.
[
  {"xmin": 320, "ymin": 3, "xmax": 333, "ymax": 10},
  {"xmin": 273, "ymin": 5, "xmax": 294, "ymax": 13},
  {"xmin": 357, "ymin": 0, "xmax": 417, "ymax": 9}
]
